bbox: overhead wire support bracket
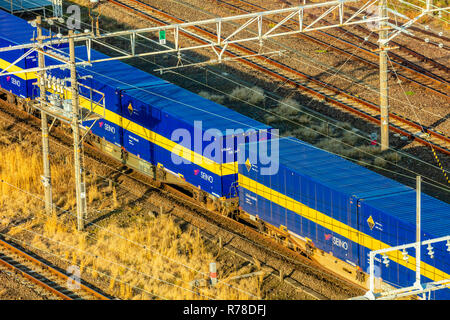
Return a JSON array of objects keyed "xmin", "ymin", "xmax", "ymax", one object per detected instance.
[
  {"xmin": 0, "ymin": 0, "xmax": 387, "ymax": 70},
  {"xmin": 379, "ymin": 4, "xmax": 450, "ymax": 46}
]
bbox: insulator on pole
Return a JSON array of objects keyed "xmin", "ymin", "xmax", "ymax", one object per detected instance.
[
  {"xmin": 52, "ymin": 0, "xmax": 63, "ymax": 18},
  {"xmin": 402, "ymin": 249, "xmax": 409, "ymax": 262},
  {"xmin": 382, "ymin": 254, "xmax": 389, "ymax": 267},
  {"xmin": 427, "ymin": 244, "xmax": 434, "ymax": 259}
]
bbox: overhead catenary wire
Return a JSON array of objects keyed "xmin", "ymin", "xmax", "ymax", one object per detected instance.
[
  {"xmin": 390, "ymin": 0, "xmax": 450, "ymax": 48},
  {"xmin": 6, "ymin": 0, "xmax": 450, "ymax": 248},
  {"xmin": 0, "ymin": 140, "xmax": 327, "ymax": 286},
  {"xmin": 0, "ymin": 115, "xmax": 281, "ymax": 297},
  {"xmin": 20, "ymin": 41, "xmax": 450, "ymax": 194},
  {"xmin": 396, "ymin": 0, "xmax": 450, "ymax": 26},
  {"xmin": 5, "ymin": 3, "xmax": 450, "ymax": 193},
  {"xmin": 0, "ymin": 109, "xmax": 321, "ymax": 295},
  {"xmin": 1, "ymin": 99, "xmax": 448, "ymax": 302},
  {"xmin": 0, "ymin": 119, "xmax": 448, "ymax": 283},
  {"xmin": 169, "ymin": 0, "xmax": 449, "ymax": 119},
  {"xmin": 23, "ymin": 0, "xmax": 448, "ymax": 122},
  {"xmin": 80, "ymin": 64, "xmax": 450, "ymax": 191},
  {"xmin": 0, "ymin": 195, "xmax": 217, "ymax": 300},
  {"xmin": 25, "ymin": 1, "xmax": 450, "ymax": 154},
  {"xmin": 386, "ymin": 54, "xmax": 450, "ymax": 184},
  {"xmin": 2, "ymin": 0, "xmax": 446, "ymax": 298}
]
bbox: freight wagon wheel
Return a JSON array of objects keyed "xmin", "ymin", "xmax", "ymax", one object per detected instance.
[
  {"xmin": 206, "ymin": 198, "xmax": 216, "ymax": 211},
  {"xmin": 356, "ymin": 267, "xmax": 365, "ymax": 282},
  {"xmin": 230, "ymin": 211, "xmax": 239, "ymax": 222},
  {"xmin": 156, "ymin": 168, "xmax": 166, "ymax": 183},
  {"xmin": 16, "ymin": 101, "xmax": 25, "ymax": 111},
  {"xmin": 6, "ymin": 93, "xmax": 15, "ymax": 105},
  {"xmin": 220, "ymin": 206, "xmax": 231, "ymax": 217},
  {"xmin": 305, "ymin": 242, "xmax": 315, "ymax": 258},
  {"xmin": 293, "ymin": 246, "xmax": 302, "ymax": 254},
  {"xmin": 257, "ymin": 220, "xmax": 266, "ymax": 233},
  {"xmin": 153, "ymin": 180, "xmax": 162, "ymax": 188}
]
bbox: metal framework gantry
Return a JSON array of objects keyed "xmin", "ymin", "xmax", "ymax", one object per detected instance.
[
  {"xmin": 350, "ymin": 177, "xmax": 450, "ymax": 300},
  {"xmin": 365, "ymin": 236, "xmax": 450, "ymax": 300},
  {"xmin": 0, "ymin": 0, "xmax": 387, "ymax": 69},
  {"xmin": 34, "ymin": 19, "xmax": 89, "ymax": 230},
  {"xmin": 4, "ymin": 0, "xmax": 448, "ymax": 153},
  {"xmin": 0, "ymin": 1, "xmax": 448, "ymax": 230}
]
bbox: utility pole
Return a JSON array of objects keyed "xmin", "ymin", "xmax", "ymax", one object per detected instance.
[
  {"xmin": 37, "ymin": 16, "xmax": 53, "ymax": 216},
  {"xmin": 415, "ymin": 175, "xmax": 422, "ymax": 287},
  {"xmin": 69, "ymin": 30, "xmax": 87, "ymax": 231},
  {"xmin": 379, "ymin": 0, "xmax": 389, "ymax": 151}
]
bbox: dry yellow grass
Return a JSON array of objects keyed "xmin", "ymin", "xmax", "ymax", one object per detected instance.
[
  {"xmin": 29, "ymin": 213, "xmax": 261, "ymax": 300},
  {"xmin": 0, "ymin": 137, "xmax": 261, "ymax": 300}
]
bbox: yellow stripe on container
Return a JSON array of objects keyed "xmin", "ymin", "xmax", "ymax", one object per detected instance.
[{"xmin": 238, "ymin": 174, "xmax": 449, "ymax": 282}]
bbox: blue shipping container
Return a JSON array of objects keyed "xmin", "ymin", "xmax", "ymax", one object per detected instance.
[
  {"xmin": 238, "ymin": 137, "xmax": 450, "ymax": 299},
  {"xmin": 42, "ymin": 46, "xmax": 272, "ymax": 198}
]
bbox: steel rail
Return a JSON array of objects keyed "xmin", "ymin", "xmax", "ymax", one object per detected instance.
[
  {"xmin": 0, "ymin": 255, "xmax": 74, "ymax": 300},
  {"xmin": 0, "ymin": 237, "xmax": 110, "ymax": 300}
]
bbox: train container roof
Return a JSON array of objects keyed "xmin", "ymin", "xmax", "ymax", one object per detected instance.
[
  {"xmin": 241, "ymin": 136, "xmax": 450, "ymax": 236},
  {"xmin": 0, "ymin": 0, "xmax": 51, "ymax": 12},
  {"xmin": 360, "ymin": 191, "xmax": 450, "ymax": 238},
  {"xmin": 49, "ymin": 46, "xmax": 271, "ymax": 134},
  {"xmin": 0, "ymin": 8, "xmax": 55, "ymax": 45},
  {"xmin": 246, "ymin": 137, "xmax": 410, "ymax": 196}
]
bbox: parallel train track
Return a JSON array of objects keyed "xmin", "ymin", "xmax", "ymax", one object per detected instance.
[
  {"xmin": 0, "ymin": 236, "xmax": 110, "ymax": 300},
  {"xmin": 107, "ymin": 0, "xmax": 450, "ymax": 155},
  {"xmin": 216, "ymin": 0, "xmax": 450, "ymax": 97}
]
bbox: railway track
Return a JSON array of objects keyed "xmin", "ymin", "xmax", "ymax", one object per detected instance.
[
  {"xmin": 216, "ymin": 0, "xmax": 450, "ymax": 97},
  {"xmin": 107, "ymin": 0, "xmax": 450, "ymax": 155},
  {"xmin": 0, "ymin": 99, "xmax": 363, "ymax": 300},
  {"xmin": 0, "ymin": 236, "xmax": 110, "ymax": 300}
]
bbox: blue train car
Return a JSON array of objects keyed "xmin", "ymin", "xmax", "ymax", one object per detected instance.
[
  {"xmin": 0, "ymin": 9, "xmax": 39, "ymax": 98},
  {"xmin": 359, "ymin": 191, "xmax": 450, "ymax": 300},
  {"xmin": 238, "ymin": 137, "xmax": 450, "ymax": 299},
  {"xmin": 0, "ymin": 0, "xmax": 52, "ymax": 12},
  {"xmin": 41, "ymin": 46, "xmax": 272, "ymax": 199},
  {"xmin": 0, "ymin": 9, "xmax": 67, "ymax": 99},
  {"xmin": 0, "ymin": 9, "xmax": 272, "ymax": 200}
]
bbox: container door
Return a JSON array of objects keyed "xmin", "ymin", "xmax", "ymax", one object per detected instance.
[{"xmin": 356, "ymin": 198, "xmax": 364, "ymax": 270}]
